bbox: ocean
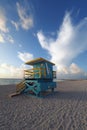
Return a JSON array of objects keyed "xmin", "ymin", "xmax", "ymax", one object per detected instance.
[
  {"xmin": 0, "ymin": 78, "xmax": 65, "ymax": 85},
  {"xmin": 0, "ymin": 78, "xmax": 22, "ymax": 85}
]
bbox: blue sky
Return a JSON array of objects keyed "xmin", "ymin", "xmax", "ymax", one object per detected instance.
[{"xmin": 0, "ymin": 0, "xmax": 87, "ymax": 79}]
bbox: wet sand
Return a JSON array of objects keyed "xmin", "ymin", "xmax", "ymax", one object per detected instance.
[{"xmin": 0, "ymin": 80, "xmax": 87, "ymax": 130}]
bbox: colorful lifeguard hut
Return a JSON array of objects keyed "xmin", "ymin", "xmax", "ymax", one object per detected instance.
[{"xmin": 10, "ymin": 57, "xmax": 56, "ymax": 97}]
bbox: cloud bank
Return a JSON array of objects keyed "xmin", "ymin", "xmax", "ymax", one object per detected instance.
[
  {"xmin": 37, "ymin": 12, "xmax": 87, "ymax": 79},
  {"xmin": 0, "ymin": 51, "xmax": 34, "ymax": 78},
  {"xmin": 0, "ymin": 63, "xmax": 24, "ymax": 78}
]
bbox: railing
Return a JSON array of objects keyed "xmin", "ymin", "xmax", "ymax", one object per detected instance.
[
  {"xmin": 53, "ymin": 71, "xmax": 56, "ymax": 78},
  {"xmin": 24, "ymin": 68, "xmax": 46, "ymax": 79},
  {"xmin": 24, "ymin": 68, "xmax": 56, "ymax": 79}
]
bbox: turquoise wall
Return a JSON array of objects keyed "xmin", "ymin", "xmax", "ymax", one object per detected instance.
[{"xmin": 33, "ymin": 62, "xmax": 53, "ymax": 79}]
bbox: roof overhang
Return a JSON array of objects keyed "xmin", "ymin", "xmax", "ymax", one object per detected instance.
[{"xmin": 25, "ymin": 57, "xmax": 55, "ymax": 65}]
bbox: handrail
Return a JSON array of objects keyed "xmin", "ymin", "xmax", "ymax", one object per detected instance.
[
  {"xmin": 24, "ymin": 67, "xmax": 46, "ymax": 78},
  {"xmin": 24, "ymin": 68, "xmax": 56, "ymax": 79}
]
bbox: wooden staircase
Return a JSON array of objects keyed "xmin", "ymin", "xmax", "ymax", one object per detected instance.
[
  {"xmin": 16, "ymin": 80, "xmax": 26, "ymax": 93},
  {"xmin": 9, "ymin": 80, "xmax": 26, "ymax": 97}
]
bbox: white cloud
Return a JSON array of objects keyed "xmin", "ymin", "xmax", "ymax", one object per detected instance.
[
  {"xmin": 37, "ymin": 31, "xmax": 50, "ymax": 50},
  {"xmin": 0, "ymin": 8, "xmax": 14, "ymax": 44},
  {"xmin": 7, "ymin": 35, "xmax": 14, "ymax": 44},
  {"xmin": 0, "ymin": 33, "xmax": 14, "ymax": 44},
  {"xmin": 0, "ymin": 63, "xmax": 24, "ymax": 78},
  {"xmin": 69, "ymin": 63, "xmax": 83, "ymax": 74},
  {"xmin": 0, "ymin": 34, "xmax": 5, "ymax": 43},
  {"xmin": 37, "ymin": 12, "xmax": 87, "ymax": 78},
  {"xmin": 18, "ymin": 52, "xmax": 33, "ymax": 62},
  {"xmin": 58, "ymin": 63, "xmax": 83, "ymax": 74},
  {"xmin": 11, "ymin": 20, "xmax": 19, "ymax": 30},
  {"xmin": 57, "ymin": 63, "xmax": 85, "ymax": 79},
  {"xmin": 0, "ymin": 9, "xmax": 9, "ymax": 33},
  {"xmin": 12, "ymin": 2, "xmax": 33, "ymax": 30}
]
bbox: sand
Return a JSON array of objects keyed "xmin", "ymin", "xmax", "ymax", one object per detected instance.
[{"xmin": 0, "ymin": 80, "xmax": 87, "ymax": 130}]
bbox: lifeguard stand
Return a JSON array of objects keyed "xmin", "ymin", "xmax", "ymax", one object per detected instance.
[
  {"xmin": 25, "ymin": 57, "xmax": 56, "ymax": 79},
  {"xmin": 10, "ymin": 57, "xmax": 56, "ymax": 97}
]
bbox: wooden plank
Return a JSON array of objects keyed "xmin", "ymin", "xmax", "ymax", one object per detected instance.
[{"xmin": 9, "ymin": 92, "xmax": 20, "ymax": 97}]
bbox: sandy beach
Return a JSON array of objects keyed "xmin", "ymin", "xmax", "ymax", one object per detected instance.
[{"xmin": 0, "ymin": 80, "xmax": 87, "ymax": 130}]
